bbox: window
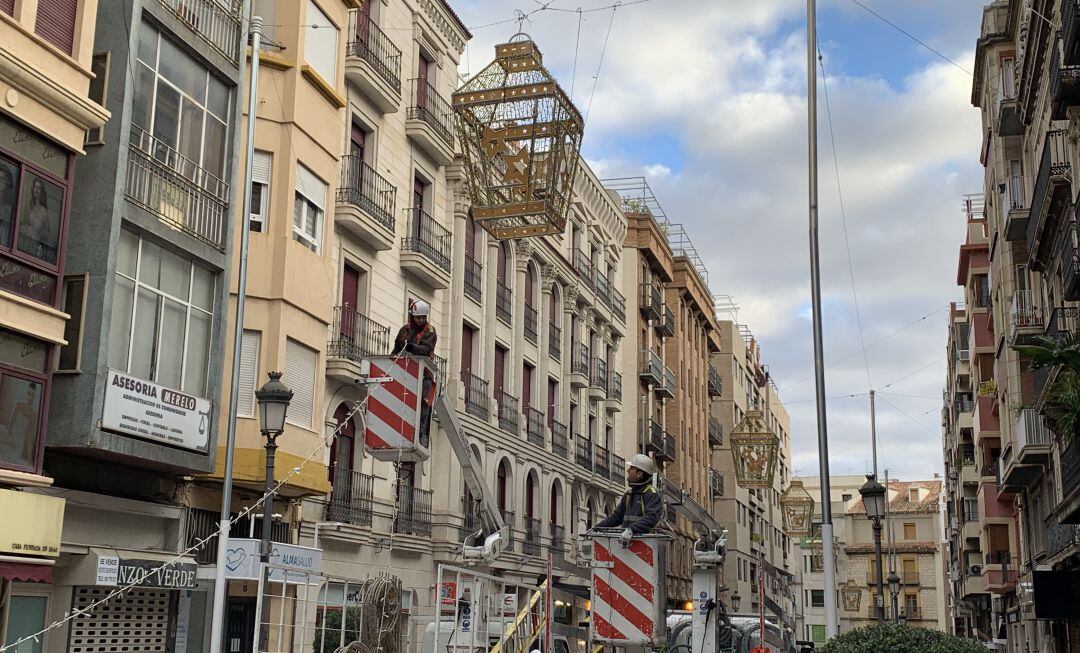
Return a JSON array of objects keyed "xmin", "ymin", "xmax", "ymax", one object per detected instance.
[
  {"xmin": 252, "ymin": 0, "xmax": 278, "ymax": 43},
  {"xmin": 293, "ymin": 164, "xmax": 326, "ymax": 251},
  {"xmin": 35, "ymin": 0, "xmax": 78, "ymax": 54},
  {"xmin": 810, "ymin": 590, "xmax": 824, "ymax": 607},
  {"xmin": 107, "ymin": 229, "xmax": 216, "ymax": 395},
  {"xmin": 86, "ymin": 53, "xmax": 111, "ymax": 145},
  {"xmin": 811, "ymin": 625, "xmax": 826, "ymax": 645},
  {"xmin": 284, "ymin": 338, "xmax": 317, "ymax": 429},
  {"xmin": 904, "ymin": 593, "xmax": 919, "ymax": 616},
  {"xmin": 57, "ymin": 274, "xmax": 88, "ymax": 372},
  {"xmin": 250, "ymin": 151, "xmax": 271, "ymax": 231},
  {"xmin": 133, "ymin": 23, "xmax": 232, "ymax": 183},
  {"xmin": 904, "ymin": 523, "xmax": 917, "ymax": 540},
  {"xmin": 237, "ymin": 331, "xmax": 261, "ymax": 418},
  {"xmin": 305, "ymin": 0, "xmax": 339, "ymax": 83},
  {"xmin": 3, "ymin": 594, "xmax": 48, "ymax": 653},
  {"xmin": 0, "ymin": 328, "xmax": 49, "ymax": 473}
]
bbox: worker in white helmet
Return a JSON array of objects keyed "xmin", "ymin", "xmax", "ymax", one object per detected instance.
[
  {"xmin": 391, "ymin": 299, "xmax": 437, "ymax": 442},
  {"xmin": 595, "ymin": 453, "xmax": 662, "ymax": 542}
]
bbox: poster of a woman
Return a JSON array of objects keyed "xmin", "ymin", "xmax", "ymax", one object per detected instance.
[
  {"xmin": 0, "ymin": 159, "xmax": 17, "ymax": 248},
  {"xmin": 0, "ymin": 376, "xmax": 40, "ymax": 469},
  {"xmin": 17, "ymin": 173, "xmax": 61, "ymax": 264}
]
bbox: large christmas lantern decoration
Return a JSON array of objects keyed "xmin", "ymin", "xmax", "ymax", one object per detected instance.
[
  {"xmin": 452, "ymin": 35, "xmax": 584, "ymax": 239},
  {"xmin": 780, "ymin": 479, "xmax": 815, "ymax": 537},
  {"xmin": 729, "ymin": 410, "xmax": 779, "ymax": 489}
]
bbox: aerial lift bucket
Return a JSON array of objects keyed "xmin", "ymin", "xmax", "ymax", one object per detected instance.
[
  {"xmin": 361, "ymin": 354, "xmax": 434, "ymax": 462},
  {"xmin": 586, "ymin": 530, "xmax": 671, "ymax": 648}
]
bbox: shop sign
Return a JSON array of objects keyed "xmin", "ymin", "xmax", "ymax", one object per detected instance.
[
  {"xmin": 95, "ymin": 553, "xmax": 196, "ymax": 589},
  {"xmin": 439, "ymin": 582, "xmax": 457, "ymax": 608},
  {"xmin": 224, "ymin": 538, "xmax": 322, "ymax": 585},
  {"xmin": 101, "ymin": 369, "xmax": 212, "ymax": 452},
  {"xmin": 0, "ymin": 489, "xmax": 63, "ymax": 558}
]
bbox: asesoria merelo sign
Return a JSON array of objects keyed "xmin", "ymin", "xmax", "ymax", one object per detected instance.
[{"xmin": 101, "ymin": 369, "xmax": 212, "ymax": 452}]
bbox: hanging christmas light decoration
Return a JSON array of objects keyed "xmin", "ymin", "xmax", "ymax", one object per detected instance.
[
  {"xmin": 780, "ymin": 479, "xmax": 815, "ymax": 537},
  {"xmin": 841, "ymin": 582, "xmax": 862, "ymax": 612},
  {"xmin": 452, "ymin": 35, "xmax": 584, "ymax": 239},
  {"xmin": 729, "ymin": 410, "xmax": 779, "ymax": 489}
]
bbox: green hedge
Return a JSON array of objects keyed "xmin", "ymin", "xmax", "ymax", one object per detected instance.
[{"xmin": 819, "ymin": 624, "xmax": 988, "ymax": 653}]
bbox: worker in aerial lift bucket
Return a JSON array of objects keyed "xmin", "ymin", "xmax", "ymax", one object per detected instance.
[
  {"xmin": 391, "ymin": 300, "xmax": 437, "ymax": 443},
  {"xmin": 594, "ymin": 453, "xmax": 663, "ymax": 542}
]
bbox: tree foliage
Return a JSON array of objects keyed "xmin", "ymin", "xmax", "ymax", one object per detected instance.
[
  {"xmin": 818, "ymin": 624, "xmax": 988, "ymax": 653},
  {"xmin": 1013, "ymin": 331, "xmax": 1080, "ymax": 440}
]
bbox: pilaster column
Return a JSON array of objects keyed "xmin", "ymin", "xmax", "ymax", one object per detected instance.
[{"xmin": 446, "ymin": 163, "xmax": 468, "ymax": 405}]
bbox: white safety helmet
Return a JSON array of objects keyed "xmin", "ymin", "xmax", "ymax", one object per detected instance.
[
  {"xmin": 628, "ymin": 453, "xmax": 658, "ymax": 476},
  {"xmin": 410, "ymin": 299, "xmax": 431, "ymax": 318}
]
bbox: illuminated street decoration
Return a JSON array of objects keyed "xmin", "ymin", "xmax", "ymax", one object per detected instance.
[
  {"xmin": 780, "ymin": 479, "xmax": 815, "ymax": 537},
  {"xmin": 729, "ymin": 410, "xmax": 779, "ymax": 488}
]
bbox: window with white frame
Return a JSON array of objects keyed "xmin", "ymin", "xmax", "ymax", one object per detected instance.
[
  {"xmin": 293, "ymin": 164, "xmax": 325, "ymax": 252},
  {"xmin": 237, "ymin": 330, "xmax": 260, "ymax": 418},
  {"xmin": 284, "ymin": 338, "xmax": 316, "ymax": 429},
  {"xmin": 305, "ymin": 0, "xmax": 338, "ymax": 84},
  {"xmin": 107, "ymin": 228, "xmax": 216, "ymax": 396},
  {"xmin": 250, "ymin": 151, "xmax": 271, "ymax": 232}
]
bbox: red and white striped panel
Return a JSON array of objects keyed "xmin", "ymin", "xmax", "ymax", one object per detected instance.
[
  {"xmin": 590, "ymin": 536, "xmax": 665, "ymax": 646},
  {"xmin": 364, "ymin": 356, "xmax": 422, "ymax": 452}
]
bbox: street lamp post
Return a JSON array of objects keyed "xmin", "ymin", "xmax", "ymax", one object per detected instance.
[
  {"xmin": 887, "ymin": 571, "xmax": 901, "ymax": 624},
  {"xmin": 730, "ymin": 593, "xmax": 742, "ymax": 613},
  {"xmin": 859, "ymin": 474, "xmax": 887, "ymax": 625},
  {"xmin": 255, "ymin": 371, "xmax": 292, "ymax": 649}
]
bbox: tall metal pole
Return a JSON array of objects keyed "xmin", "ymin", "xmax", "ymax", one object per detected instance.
[
  {"xmin": 873, "ymin": 518, "xmax": 886, "ymax": 624},
  {"xmin": 870, "ymin": 390, "xmax": 878, "ymax": 477},
  {"xmin": 886, "ymin": 468, "xmax": 898, "ymax": 622},
  {"xmin": 208, "ymin": 15, "xmax": 262, "ymax": 653},
  {"xmin": 259, "ymin": 432, "xmax": 278, "ymax": 650},
  {"xmin": 806, "ymin": 0, "xmax": 839, "ymax": 638}
]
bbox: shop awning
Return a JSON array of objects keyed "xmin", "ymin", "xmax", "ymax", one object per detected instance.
[{"xmin": 0, "ymin": 560, "xmax": 54, "ymax": 583}]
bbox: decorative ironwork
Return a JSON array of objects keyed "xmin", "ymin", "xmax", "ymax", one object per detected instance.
[
  {"xmin": 841, "ymin": 582, "xmax": 862, "ymax": 612},
  {"xmin": 780, "ymin": 479, "xmax": 815, "ymax": 537},
  {"xmin": 729, "ymin": 410, "xmax": 779, "ymax": 488},
  {"xmin": 452, "ymin": 36, "xmax": 584, "ymax": 239}
]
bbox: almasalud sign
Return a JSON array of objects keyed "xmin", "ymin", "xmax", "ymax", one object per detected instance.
[
  {"xmin": 101, "ymin": 369, "xmax": 212, "ymax": 452},
  {"xmin": 223, "ymin": 538, "xmax": 322, "ymax": 585}
]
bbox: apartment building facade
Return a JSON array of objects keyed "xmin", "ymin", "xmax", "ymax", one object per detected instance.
[
  {"xmin": 710, "ymin": 319, "xmax": 796, "ymax": 641},
  {"xmin": 0, "ymin": 0, "xmax": 110, "ymax": 645}
]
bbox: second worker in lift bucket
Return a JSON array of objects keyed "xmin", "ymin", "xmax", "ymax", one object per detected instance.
[
  {"xmin": 595, "ymin": 454, "xmax": 662, "ymax": 542},
  {"xmin": 391, "ymin": 300, "xmax": 437, "ymax": 443}
]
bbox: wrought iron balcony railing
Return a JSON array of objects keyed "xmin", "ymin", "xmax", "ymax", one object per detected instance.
[
  {"xmin": 610, "ymin": 372, "xmax": 623, "ymax": 401},
  {"xmin": 594, "ymin": 443, "xmax": 611, "ymax": 479},
  {"xmin": 611, "ymin": 288, "xmax": 626, "ymax": 323},
  {"xmin": 496, "ymin": 390, "xmax": 520, "ymax": 433},
  {"xmin": 575, "ymin": 435, "xmax": 593, "ymax": 471},
  {"xmin": 595, "ymin": 270, "xmax": 612, "ymax": 305},
  {"xmin": 1063, "ymin": 221, "xmax": 1080, "ymax": 301},
  {"xmin": 708, "ymin": 365, "xmax": 723, "ymax": 397},
  {"xmin": 327, "ymin": 305, "xmax": 391, "ymax": 362},
  {"xmin": 461, "ymin": 371, "xmax": 490, "ymax": 420},
  {"xmin": 393, "ymin": 484, "xmax": 433, "ymax": 536},
  {"xmin": 709, "ymin": 416, "xmax": 724, "ymax": 447},
  {"xmin": 464, "ymin": 252, "xmax": 483, "ymax": 302},
  {"xmin": 610, "ymin": 453, "xmax": 626, "ymax": 485},
  {"xmin": 710, "ymin": 468, "xmax": 725, "ymax": 498},
  {"xmin": 346, "ymin": 15, "xmax": 403, "ymax": 92},
  {"xmin": 337, "ymin": 154, "xmax": 396, "ymax": 233},
  {"xmin": 572, "ymin": 342, "xmax": 590, "ymax": 376},
  {"xmin": 639, "ymin": 349, "xmax": 663, "ymax": 384},
  {"xmin": 496, "ymin": 281, "xmax": 513, "ymax": 324},
  {"xmin": 591, "ymin": 358, "xmax": 609, "ymax": 394},
  {"xmin": 524, "ymin": 305, "xmax": 539, "ymax": 343},
  {"xmin": 523, "ymin": 517, "xmax": 542, "ymax": 556},
  {"xmin": 408, "ymin": 78, "xmax": 454, "ymax": 146},
  {"xmin": 156, "ymin": 0, "xmax": 243, "ymax": 63},
  {"xmin": 551, "ymin": 420, "xmax": 569, "ymax": 458},
  {"xmin": 1009, "ymin": 289, "xmax": 1045, "ymax": 343},
  {"xmin": 402, "ymin": 206, "xmax": 452, "ymax": 272},
  {"xmin": 526, "ymin": 406, "xmax": 546, "ymax": 448},
  {"xmin": 549, "ymin": 322, "xmax": 562, "ymax": 360},
  {"xmin": 325, "ymin": 466, "xmax": 375, "ymax": 526},
  {"xmin": 640, "ymin": 282, "xmax": 662, "ymax": 320},
  {"xmin": 658, "ymin": 305, "xmax": 675, "ymax": 337},
  {"xmin": 186, "ymin": 507, "xmax": 288, "ymax": 564},
  {"xmin": 573, "ymin": 248, "xmax": 594, "ymax": 289}
]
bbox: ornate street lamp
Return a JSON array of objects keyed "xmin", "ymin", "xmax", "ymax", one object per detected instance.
[
  {"xmin": 780, "ymin": 479, "xmax": 815, "ymax": 537},
  {"xmin": 729, "ymin": 410, "xmax": 779, "ymax": 488},
  {"xmin": 452, "ymin": 35, "xmax": 584, "ymax": 240},
  {"xmin": 254, "ymin": 371, "xmax": 292, "ymax": 650},
  {"xmin": 888, "ymin": 570, "xmax": 901, "ymax": 624},
  {"xmin": 859, "ymin": 474, "xmax": 888, "ymax": 624},
  {"xmin": 840, "ymin": 582, "xmax": 862, "ymax": 612},
  {"xmin": 730, "ymin": 592, "xmax": 742, "ymax": 612}
]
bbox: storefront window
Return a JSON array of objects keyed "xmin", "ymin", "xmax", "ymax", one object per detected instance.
[
  {"xmin": 2, "ymin": 595, "xmax": 48, "ymax": 653},
  {"xmin": 0, "ymin": 328, "xmax": 49, "ymax": 473},
  {"xmin": 0, "ymin": 113, "xmax": 71, "ymax": 305}
]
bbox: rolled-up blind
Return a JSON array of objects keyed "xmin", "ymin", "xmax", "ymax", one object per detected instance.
[
  {"xmin": 251, "ymin": 0, "xmax": 276, "ymax": 43},
  {"xmin": 252, "ymin": 151, "xmax": 271, "ymax": 185},
  {"xmin": 35, "ymin": 0, "xmax": 77, "ymax": 54},
  {"xmin": 284, "ymin": 338, "xmax": 317, "ymax": 429},
  {"xmin": 295, "ymin": 163, "xmax": 327, "ymax": 210},
  {"xmin": 305, "ymin": 0, "xmax": 338, "ymax": 84},
  {"xmin": 238, "ymin": 330, "xmax": 260, "ymax": 418}
]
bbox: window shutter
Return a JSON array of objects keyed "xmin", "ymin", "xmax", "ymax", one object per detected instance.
[
  {"xmin": 295, "ymin": 163, "xmax": 327, "ymax": 210},
  {"xmin": 35, "ymin": 0, "xmax": 78, "ymax": 54},
  {"xmin": 251, "ymin": 0, "xmax": 277, "ymax": 43},
  {"xmin": 252, "ymin": 151, "xmax": 272, "ymax": 185},
  {"xmin": 238, "ymin": 330, "xmax": 260, "ymax": 418},
  {"xmin": 284, "ymin": 338, "xmax": 317, "ymax": 428},
  {"xmin": 0, "ymin": 0, "xmax": 13, "ymax": 16},
  {"xmin": 305, "ymin": 0, "xmax": 338, "ymax": 84}
]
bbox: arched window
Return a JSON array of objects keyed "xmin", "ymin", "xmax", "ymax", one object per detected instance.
[
  {"xmin": 497, "ymin": 458, "xmax": 511, "ymax": 512},
  {"xmin": 329, "ymin": 403, "xmax": 355, "ymax": 482},
  {"xmin": 550, "ymin": 479, "xmax": 562, "ymax": 525}
]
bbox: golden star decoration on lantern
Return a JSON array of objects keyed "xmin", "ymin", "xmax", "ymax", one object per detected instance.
[
  {"xmin": 779, "ymin": 479, "xmax": 815, "ymax": 537},
  {"xmin": 504, "ymin": 147, "xmax": 531, "ymax": 185},
  {"xmin": 729, "ymin": 410, "xmax": 779, "ymax": 489}
]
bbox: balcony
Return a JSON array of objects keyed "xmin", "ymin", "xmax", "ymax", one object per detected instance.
[
  {"xmin": 1046, "ymin": 511, "xmax": 1080, "ymax": 559},
  {"xmin": 1058, "ymin": 435, "xmax": 1080, "ymax": 524},
  {"xmin": 575, "ymin": 436, "xmax": 593, "ymax": 472},
  {"xmin": 709, "ymin": 416, "xmax": 724, "ymax": 447},
  {"xmin": 1009, "ymin": 290, "xmax": 1045, "ymax": 345},
  {"xmin": 523, "ymin": 517, "xmax": 542, "ymax": 556},
  {"xmin": 594, "ymin": 270, "xmax": 612, "ymax": 307},
  {"xmin": 525, "ymin": 407, "xmax": 546, "ymax": 448},
  {"xmin": 496, "ymin": 391, "xmax": 520, "ymax": 434},
  {"xmin": 594, "ymin": 443, "xmax": 611, "ymax": 480},
  {"xmin": 326, "ymin": 306, "xmax": 391, "ymax": 381},
  {"xmin": 1052, "ymin": 42, "xmax": 1080, "ymax": 120},
  {"xmin": 186, "ymin": 508, "xmax": 288, "ymax": 565},
  {"xmin": 325, "ymin": 467, "xmax": 375, "ymax": 526},
  {"xmin": 401, "ymin": 207, "xmax": 452, "ymax": 288},
  {"xmin": 608, "ymin": 372, "xmax": 623, "ymax": 406},
  {"xmin": 640, "ymin": 282, "xmax": 662, "ymax": 320},
  {"xmin": 591, "ymin": 358, "xmax": 609, "ymax": 397},
  {"xmin": 524, "ymin": 305, "xmax": 539, "ymax": 344},
  {"xmin": 710, "ymin": 469, "xmax": 724, "ymax": 498},
  {"xmin": 1063, "ymin": 221, "xmax": 1080, "ymax": 301},
  {"xmin": 612, "ymin": 288, "xmax": 626, "ymax": 323},
  {"xmin": 1004, "ymin": 185, "xmax": 1029, "ymax": 242},
  {"xmin": 125, "ymin": 127, "xmax": 229, "ymax": 250},
  {"xmin": 551, "ymin": 420, "xmax": 569, "ymax": 458},
  {"xmin": 548, "ymin": 322, "xmax": 562, "ymax": 360},
  {"xmin": 461, "ymin": 371, "xmax": 490, "ymax": 420},
  {"xmin": 463, "ymin": 253, "xmax": 483, "ymax": 302},
  {"xmin": 335, "ymin": 155, "xmax": 397, "ymax": 250},
  {"xmin": 393, "ymin": 485, "xmax": 433, "ymax": 537},
  {"xmin": 156, "ymin": 0, "xmax": 242, "ymax": 63},
  {"xmin": 572, "ymin": 248, "xmax": 593, "ymax": 289},
  {"xmin": 656, "ymin": 365, "xmax": 676, "ymax": 399},
  {"xmin": 550, "ymin": 523, "xmax": 566, "ymax": 558},
  {"xmin": 406, "ymin": 79, "xmax": 454, "ymax": 165},
  {"xmin": 708, "ymin": 365, "xmax": 723, "ymax": 397},
  {"xmin": 1001, "ymin": 408, "xmax": 1051, "ymax": 491},
  {"xmin": 611, "ymin": 453, "xmax": 626, "ymax": 485},
  {"xmin": 495, "ymin": 280, "xmax": 513, "ymax": 325},
  {"xmin": 658, "ymin": 305, "xmax": 675, "ymax": 337},
  {"xmin": 344, "ymin": 14, "xmax": 402, "ymax": 113},
  {"xmin": 459, "ymin": 503, "xmax": 481, "ymax": 542},
  {"xmin": 571, "ymin": 343, "xmax": 590, "ymax": 387},
  {"xmin": 984, "ymin": 553, "xmax": 1018, "ymax": 591},
  {"xmin": 639, "ymin": 349, "xmax": 663, "ymax": 385},
  {"xmin": 1026, "ymin": 129, "xmax": 1073, "ymax": 270},
  {"xmin": 501, "ymin": 510, "xmax": 517, "ymax": 551},
  {"xmin": 902, "ymin": 570, "xmax": 920, "ymax": 585},
  {"xmin": 997, "ymin": 88, "xmax": 1023, "ymax": 137}
]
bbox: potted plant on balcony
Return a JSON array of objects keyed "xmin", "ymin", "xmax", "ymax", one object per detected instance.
[
  {"xmin": 819, "ymin": 624, "xmax": 988, "ymax": 653},
  {"xmin": 1013, "ymin": 331, "xmax": 1080, "ymax": 441}
]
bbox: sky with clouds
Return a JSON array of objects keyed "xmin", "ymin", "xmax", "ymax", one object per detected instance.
[{"xmin": 453, "ymin": 0, "xmax": 985, "ymax": 481}]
